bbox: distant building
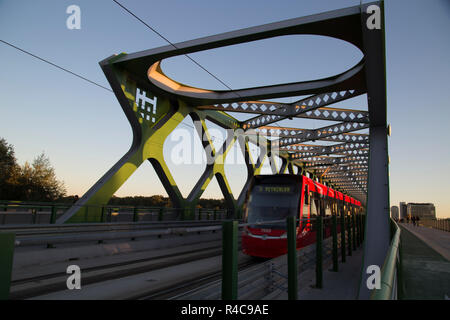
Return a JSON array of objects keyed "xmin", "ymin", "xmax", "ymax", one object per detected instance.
[
  {"xmin": 407, "ymin": 203, "xmax": 436, "ymax": 220},
  {"xmin": 400, "ymin": 202, "xmax": 407, "ymax": 220},
  {"xmin": 391, "ymin": 206, "xmax": 399, "ymax": 220}
]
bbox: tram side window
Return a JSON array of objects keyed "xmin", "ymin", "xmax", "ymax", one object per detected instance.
[
  {"xmin": 325, "ymin": 204, "xmax": 332, "ymax": 216},
  {"xmin": 324, "ymin": 203, "xmax": 333, "ymax": 228},
  {"xmin": 302, "ymin": 200, "xmax": 308, "ymax": 221},
  {"xmin": 309, "ymin": 194, "xmax": 321, "ymax": 231},
  {"xmin": 301, "ymin": 186, "xmax": 309, "ymax": 219},
  {"xmin": 304, "ymin": 186, "xmax": 309, "ymax": 205},
  {"xmin": 310, "ymin": 193, "xmax": 318, "ymax": 218}
]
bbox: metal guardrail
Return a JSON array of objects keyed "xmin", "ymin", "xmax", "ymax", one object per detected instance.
[
  {"xmin": 0, "ymin": 233, "xmax": 15, "ymax": 300},
  {"xmin": 1, "ymin": 209, "xmax": 365, "ymax": 300},
  {"xmin": 1, "ymin": 221, "xmax": 226, "ymax": 247},
  {"xmin": 371, "ymin": 218, "xmax": 402, "ymax": 300},
  {"xmin": 222, "ymin": 211, "xmax": 365, "ymax": 300},
  {"xmin": 0, "ymin": 221, "xmax": 230, "ymax": 300},
  {"xmin": 418, "ymin": 218, "xmax": 450, "ymax": 232},
  {"xmin": 0, "ymin": 200, "xmax": 229, "ymax": 225}
]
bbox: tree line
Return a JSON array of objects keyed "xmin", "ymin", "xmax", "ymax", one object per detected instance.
[
  {"xmin": 1, "ymin": 138, "xmax": 226, "ymax": 209},
  {"xmin": 108, "ymin": 195, "xmax": 226, "ymax": 209},
  {"xmin": 0, "ymin": 138, "xmax": 66, "ymax": 201},
  {"xmin": 59, "ymin": 195, "xmax": 226, "ymax": 209}
]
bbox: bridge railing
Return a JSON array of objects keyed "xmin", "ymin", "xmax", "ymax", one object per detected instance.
[
  {"xmin": 221, "ymin": 212, "xmax": 365, "ymax": 300},
  {"xmin": 370, "ymin": 218, "xmax": 402, "ymax": 300},
  {"xmin": 418, "ymin": 218, "xmax": 450, "ymax": 232},
  {"xmin": 0, "ymin": 200, "xmax": 229, "ymax": 225}
]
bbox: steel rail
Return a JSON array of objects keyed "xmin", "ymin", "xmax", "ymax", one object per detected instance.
[
  {"xmin": 138, "ymin": 259, "xmax": 259, "ymax": 300},
  {"xmin": 11, "ymin": 240, "xmax": 240, "ymax": 299},
  {"xmin": 9, "ymin": 223, "xmax": 227, "ymax": 247}
]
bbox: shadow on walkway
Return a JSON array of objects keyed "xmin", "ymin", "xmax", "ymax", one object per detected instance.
[
  {"xmin": 399, "ymin": 225, "xmax": 450, "ymax": 300},
  {"xmin": 296, "ymin": 248, "xmax": 363, "ymax": 300}
]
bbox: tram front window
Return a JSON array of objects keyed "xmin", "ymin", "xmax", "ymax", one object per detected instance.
[{"xmin": 246, "ymin": 185, "xmax": 298, "ymax": 229}]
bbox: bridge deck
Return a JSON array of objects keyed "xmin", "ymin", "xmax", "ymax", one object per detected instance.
[
  {"xmin": 297, "ymin": 248, "xmax": 363, "ymax": 300},
  {"xmin": 271, "ymin": 247, "xmax": 363, "ymax": 300},
  {"xmin": 399, "ymin": 224, "xmax": 450, "ymax": 300}
]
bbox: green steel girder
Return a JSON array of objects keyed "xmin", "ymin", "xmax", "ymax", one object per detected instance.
[
  {"xmin": 56, "ymin": 54, "xmax": 281, "ymax": 223},
  {"xmin": 57, "ymin": 2, "xmax": 386, "ymax": 225},
  {"xmin": 185, "ymin": 112, "xmax": 238, "ymax": 215}
]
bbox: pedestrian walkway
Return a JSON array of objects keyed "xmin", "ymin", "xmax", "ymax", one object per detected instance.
[
  {"xmin": 290, "ymin": 248, "xmax": 363, "ymax": 300},
  {"xmin": 399, "ymin": 223, "xmax": 450, "ymax": 300},
  {"xmin": 402, "ymin": 223, "xmax": 450, "ymax": 260}
]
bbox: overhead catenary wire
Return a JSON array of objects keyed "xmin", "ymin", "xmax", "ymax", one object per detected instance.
[
  {"xmin": 109, "ymin": 3, "xmax": 361, "ymax": 195},
  {"xmin": 111, "ymin": 0, "xmax": 238, "ymax": 96},
  {"xmin": 0, "ymin": 39, "xmax": 113, "ymax": 93},
  {"xmin": 0, "ymin": 39, "xmax": 230, "ymax": 145},
  {"xmin": 111, "ymin": 0, "xmax": 283, "ymax": 133},
  {"xmin": 2, "ymin": 7, "xmax": 363, "ymax": 197},
  {"xmin": 1, "ymin": 8, "xmax": 279, "ymax": 146}
]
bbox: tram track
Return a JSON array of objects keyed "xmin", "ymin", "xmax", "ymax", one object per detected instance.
[
  {"xmin": 11, "ymin": 241, "xmax": 222, "ymax": 286},
  {"xmin": 5, "ymin": 221, "xmax": 227, "ymax": 248},
  {"xmin": 136, "ymin": 259, "xmax": 261, "ymax": 300},
  {"xmin": 4, "ymin": 220, "xmax": 224, "ymax": 236},
  {"xmin": 10, "ymin": 240, "xmax": 243, "ymax": 300}
]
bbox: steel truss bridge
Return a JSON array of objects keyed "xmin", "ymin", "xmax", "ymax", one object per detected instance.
[{"xmin": 55, "ymin": 1, "xmax": 390, "ymax": 299}]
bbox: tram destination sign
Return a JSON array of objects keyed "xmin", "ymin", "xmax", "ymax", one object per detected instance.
[{"xmin": 256, "ymin": 185, "xmax": 294, "ymax": 194}]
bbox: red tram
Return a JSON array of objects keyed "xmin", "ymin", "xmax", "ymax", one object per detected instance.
[{"xmin": 242, "ymin": 174, "xmax": 362, "ymax": 258}]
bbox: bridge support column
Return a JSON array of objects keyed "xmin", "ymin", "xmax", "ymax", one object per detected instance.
[
  {"xmin": 357, "ymin": 1, "xmax": 390, "ymax": 299},
  {"xmin": 347, "ymin": 213, "xmax": 352, "ymax": 257},
  {"xmin": 0, "ymin": 233, "xmax": 15, "ymax": 300},
  {"xmin": 332, "ymin": 214, "xmax": 339, "ymax": 272},
  {"xmin": 352, "ymin": 209, "xmax": 357, "ymax": 250},
  {"xmin": 340, "ymin": 203, "xmax": 346, "ymax": 263},
  {"xmin": 222, "ymin": 220, "xmax": 238, "ymax": 300},
  {"xmin": 287, "ymin": 216, "xmax": 298, "ymax": 300},
  {"xmin": 315, "ymin": 215, "xmax": 323, "ymax": 288},
  {"xmin": 358, "ymin": 126, "xmax": 390, "ymax": 299}
]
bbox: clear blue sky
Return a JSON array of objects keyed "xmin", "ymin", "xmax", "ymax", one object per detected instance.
[{"xmin": 1, "ymin": 0, "xmax": 449, "ymax": 217}]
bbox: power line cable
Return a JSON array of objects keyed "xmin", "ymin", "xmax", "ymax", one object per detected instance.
[
  {"xmin": 2, "ymin": 9, "xmax": 280, "ymax": 137},
  {"xmin": 1, "ymin": 27, "xmax": 290, "ymax": 176},
  {"xmin": 0, "ymin": 39, "xmax": 113, "ymax": 93},
  {"xmin": 112, "ymin": 0, "xmax": 238, "ymax": 95},
  {"xmin": 0, "ymin": 39, "xmax": 229, "ymax": 146},
  {"xmin": 111, "ymin": 0, "xmax": 283, "ymax": 133}
]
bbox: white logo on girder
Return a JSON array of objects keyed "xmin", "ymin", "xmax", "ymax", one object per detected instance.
[
  {"xmin": 366, "ymin": 5, "xmax": 381, "ymax": 30},
  {"xmin": 366, "ymin": 265, "xmax": 381, "ymax": 289},
  {"xmin": 66, "ymin": 265, "xmax": 81, "ymax": 290},
  {"xmin": 135, "ymin": 88, "xmax": 158, "ymax": 123},
  {"xmin": 66, "ymin": 5, "xmax": 81, "ymax": 30}
]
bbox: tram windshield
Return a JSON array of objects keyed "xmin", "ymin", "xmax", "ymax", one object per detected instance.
[{"xmin": 246, "ymin": 184, "xmax": 299, "ymax": 229}]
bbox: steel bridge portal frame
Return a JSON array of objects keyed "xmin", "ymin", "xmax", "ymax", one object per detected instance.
[{"xmin": 56, "ymin": 1, "xmax": 389, "ymax": 300}]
